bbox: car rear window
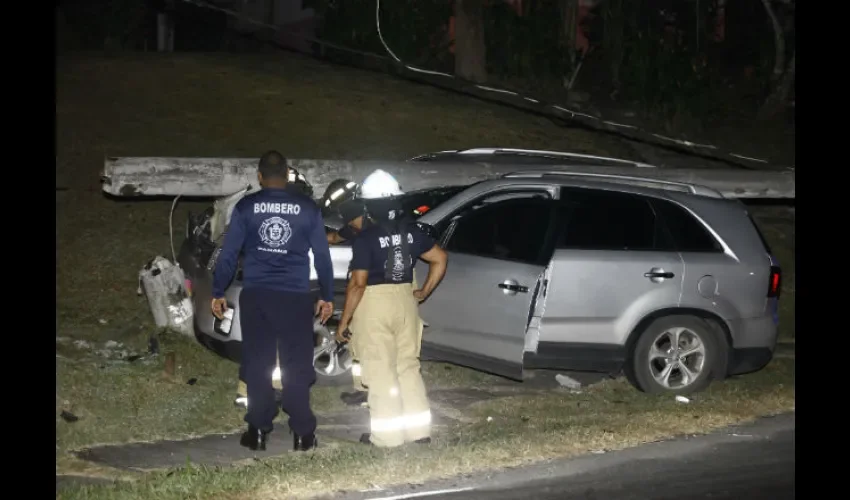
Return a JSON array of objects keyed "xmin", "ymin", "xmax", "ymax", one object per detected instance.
[
  {"xmin": 650, "ymin": 198, "xmax": 723, "ymax": 253},
  {"xmin": 556, "ymin": 188, "xmax": 675, "ymax": 251}
]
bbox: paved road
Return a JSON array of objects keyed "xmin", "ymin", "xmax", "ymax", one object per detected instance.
[{"xmin": 334, "ymin": 413, "xmax": 794, "ymax": 500}]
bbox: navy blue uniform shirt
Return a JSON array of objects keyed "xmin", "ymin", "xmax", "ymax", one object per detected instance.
[
  {"xmin": 212, "ymin": 187, "xmax": 334, "ymax": 302},
  {"xmin": 349, "ymin": 221, "xmax": 436, "ymax": 286}
]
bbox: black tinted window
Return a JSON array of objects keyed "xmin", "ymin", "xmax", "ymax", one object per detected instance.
[
  {"xmin": 445, "ymin": 197, "xmax": 553, "ymax": 264},
  {"xmin": 651, "ymin": 199, "xmax": 722, "ymax": 253},
  {"xmin": 558, "ymin": 189, "xmax": 674, "ymax": 251}
]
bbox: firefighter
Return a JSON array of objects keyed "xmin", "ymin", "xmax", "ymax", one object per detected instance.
[
  {"xmin": 233, "ymin": 175, "xmax": 322, "ymax": 409},
  {"xmin": 315, "ymin": 178, "xmax": 371, "ymax": 405},
  {"xmin": 335, "ymin": 170, "xmax": 449, "ymax": 447},
  {"xmin": 212, "ymin": 150, "xmax": 335, "ymax": 452}
]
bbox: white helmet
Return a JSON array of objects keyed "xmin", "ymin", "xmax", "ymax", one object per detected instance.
[{"xmin": 359, "ymin": 169, "xmax": 404, "ymax": 199}]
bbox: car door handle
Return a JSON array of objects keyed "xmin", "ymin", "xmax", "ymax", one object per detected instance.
[
  {"xmin": 644, "ymin": 271, "xmax": 674, "ymax": 279},
  {"xmin": 499, "ymin": 282, "xmax": 529, "ymax": 293}
]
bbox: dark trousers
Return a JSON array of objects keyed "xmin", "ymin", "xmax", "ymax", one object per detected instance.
[{"xmin": 239, "ymin": 287, "xmax": 317, "ymax": 435}]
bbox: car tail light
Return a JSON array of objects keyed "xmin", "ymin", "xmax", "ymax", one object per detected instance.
[{"xmin": 768, "ymin": 266, "xmax": 782, "ymax": 298}]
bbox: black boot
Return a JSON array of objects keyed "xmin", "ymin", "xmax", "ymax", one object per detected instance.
[
  {"xmin": 293, "ymin": 433, "xmax": 317, "ymax": 451},
  {"xmin": 239, "ymin": 424, "xmax": 269, "ymax": 451}
]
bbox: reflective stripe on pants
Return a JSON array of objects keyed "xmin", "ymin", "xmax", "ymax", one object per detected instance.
[
  {"xmin": 237, "ymin": 352, "xmax": 282, "ymax": 398},
  {"xmin": 348, "ymin": 343, "xmax": 367, "ymax": 392},
  {"xmin": 351, "ymin": 282, "xmax": 429, "ymax": 447}
]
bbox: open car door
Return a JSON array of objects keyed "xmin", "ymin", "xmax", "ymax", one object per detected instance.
[{"xmin": 415, "ymin": 187, "xmax": 557, "ymax": 380}]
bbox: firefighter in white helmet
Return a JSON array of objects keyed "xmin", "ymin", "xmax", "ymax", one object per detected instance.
[
  {"xmin": 335, "ymin": 169, "xmax": 448, "ymax": 447},
  {"xmin": 318, "ymin": 178, "xmax": 370, "ymax": 404}
]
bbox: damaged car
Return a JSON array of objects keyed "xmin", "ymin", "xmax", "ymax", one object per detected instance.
[
  {"xmin": 177, "ymin": 167, "xmax": 463, "ymax": 384},
  {"xmin": 176, "ymin": 156, "xmax": 782, "ymax": 395}
]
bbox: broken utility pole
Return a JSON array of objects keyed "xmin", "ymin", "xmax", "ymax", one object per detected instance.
[{"xmin": 100, "ymin": 156, "xmax": 795, "ymax": 200}]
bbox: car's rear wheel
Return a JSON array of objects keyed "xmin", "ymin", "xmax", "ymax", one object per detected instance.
[
  {"xmin": 312, "ymin": 315, "xmax": 354, "ymax": 386},
  {"xmin": 628, "ymin": 315, "xmax": 722, "ymax": 395}
]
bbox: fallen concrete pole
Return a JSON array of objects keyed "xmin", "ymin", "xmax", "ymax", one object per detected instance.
[{"xmin": 100, "ymin": 156, "xmax": 795, "ymax": 200}]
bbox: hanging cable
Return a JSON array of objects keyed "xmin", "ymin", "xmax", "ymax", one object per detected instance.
[
  {"xmin": 172, "ymin": 0, "xmax": 791, "ymax": 170},
  {"xmin": 169, "ymin": 194, "xmax": 182, "ymax": 264}
]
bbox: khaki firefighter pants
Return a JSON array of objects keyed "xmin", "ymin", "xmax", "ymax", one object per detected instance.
[
  {"xmin": 349, "ymin": 272, "xmax": 419, "ymax": 394},
  {"xmin": 350, "ymin": 282, "xmax": 430, "ymax": 447}
]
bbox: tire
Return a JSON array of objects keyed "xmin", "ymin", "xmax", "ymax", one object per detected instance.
[{"xmin": 628, "ymin": 315, "xmax": 725, "ymax": 395}]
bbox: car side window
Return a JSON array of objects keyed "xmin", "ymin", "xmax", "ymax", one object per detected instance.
[
  {"xmin": 557, "ymin": 188, "xmax": 675, "ymax": 251},
  {"xmin": 444, "ymin": 196, "xmax": 554, "ymax": 265},
  {"xmin": 651, "ymin": 198, "xmax": 723, "ymax": 253}
]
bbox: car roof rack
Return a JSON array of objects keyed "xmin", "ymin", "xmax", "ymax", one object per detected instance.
[
  {"xmin": 501, "ymin": 170, "xmax": 724, "ymax": 198},
  {"xmin": 408, "ymin": 148, "xmax": 657, "ymax": 168}
]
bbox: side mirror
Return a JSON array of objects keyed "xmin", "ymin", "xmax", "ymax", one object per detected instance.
[{"xmin": 415, "ymin": 222, "xmax": 439, "ymax": 241}]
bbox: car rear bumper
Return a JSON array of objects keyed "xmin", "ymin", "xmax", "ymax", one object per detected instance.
[
  {"xmin": 729, "ymin": 315, "xmax": 779, "ymax": 350},
  {"xmin": 726, "ymin": 315, "xmax": 779, "ymax": 376},
  {"xmin": 728, "ymin": 347, "xmax": 773, "ymax": 376}
]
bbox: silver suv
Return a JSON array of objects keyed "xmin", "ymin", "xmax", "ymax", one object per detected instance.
[
  {"xmin": 181, "ymin": 169, "xmax": 782, "ymax": 396},
  {"xmin": 409, "ymin": 171, "xmax": 782, "ymax": 395}
]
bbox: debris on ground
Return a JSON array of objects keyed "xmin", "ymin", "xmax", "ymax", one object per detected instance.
[
  {"xmin": 555, "ymin": 373, "xmax": 582, "ymax": 390},
  {"xmin": 138, "ymin": 256, "xmax": 194, "ymax": 337},
  {"xmin": 60, "ymin": 410, "xmax": 80, "ymax": 423},
  {"xmin": 60, "ymin": 336, "xmax": 152, "ymax": 364},
  {"xmin": 186, "ymin": 378, "xmax": 198, "ymax": 385},
  {"xmin": 675, "ymin": 395, "xmax": 691, "ymax": 404},
  {"xmin": 94, "ymin": 340, "xmax": 141, "ymax": 361},
  {"xmin": 340, "ymin": 391, "xmax": 368, "ymax": 407}
]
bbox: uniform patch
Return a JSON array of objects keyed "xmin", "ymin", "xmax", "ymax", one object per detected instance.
[{"xmin": 259, "ymin": 216, "xmax": 292, "ymax": 248}]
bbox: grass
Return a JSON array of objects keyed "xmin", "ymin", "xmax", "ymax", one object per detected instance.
[
  {"xmin": 57, "ymin": 357, "xmax": 794, "ymax": 500},
  {"xmin": 57, "ymin": 50, "xmax": 795, "ymax": 496}
]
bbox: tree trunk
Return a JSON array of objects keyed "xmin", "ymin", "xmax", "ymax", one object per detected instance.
[
  {"xmin": 454, "ymin": 0, "xmax": 488, "ymax": 83},
  {"xmin": 760, "ymin": 0, "xmax": 786, "ymax": 84},
  {"xmin": 560, "ymin": 0, "xmax": 579, "ymax": 82},
  {"xmin": 758, "ymin": 49, "xmax": 795, "ymax": 120},
  {"xmin": 266, "ymin": 0, "xmax": 275, "ymax": 25},
  {"xmin": 603, "ymin": 0, "xmax": 625, "ymax": 98}
]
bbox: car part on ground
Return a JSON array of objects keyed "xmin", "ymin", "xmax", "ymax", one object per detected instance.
[{"xmin": 137, "ymin": 256, "xmax": 194, "ymax": 337}]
